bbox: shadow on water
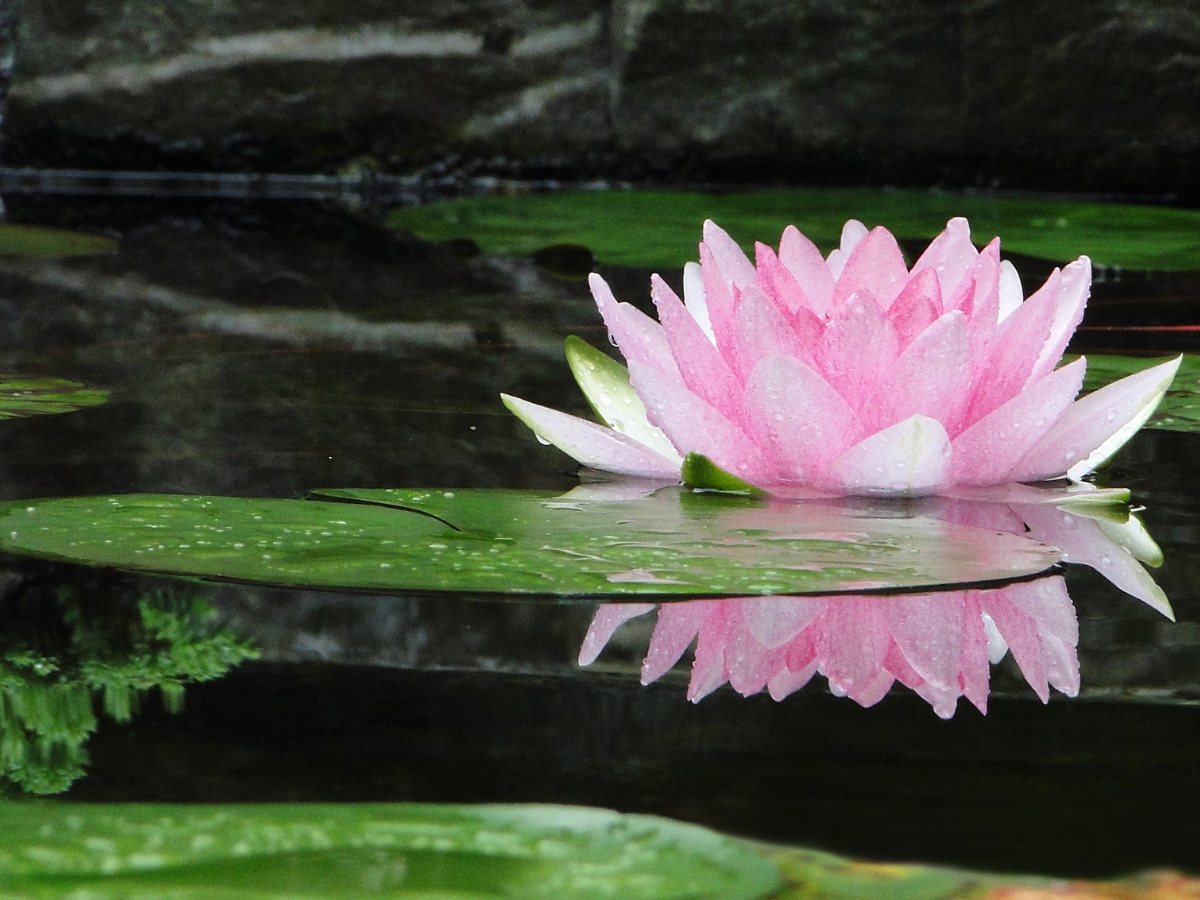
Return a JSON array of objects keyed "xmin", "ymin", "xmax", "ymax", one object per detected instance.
[{"xmin": 0, "ymin": 195, "xmax": 1196, "ymax": 879}]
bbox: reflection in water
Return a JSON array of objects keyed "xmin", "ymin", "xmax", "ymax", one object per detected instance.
[
  {"xmin": 580, "ymin": 484, "xmax": 1172, "ymax": 718},
  {"xmin": 0, "ymin": 572, "xmax": 256, "ymax": 794}
]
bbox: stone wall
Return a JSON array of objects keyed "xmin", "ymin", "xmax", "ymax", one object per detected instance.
[{"xmin": 4, "ymin": 0, "xmax": 1199, "ymax": 194}]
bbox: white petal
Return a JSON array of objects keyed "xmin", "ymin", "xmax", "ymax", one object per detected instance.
[
  {"xmin": 827, "ymin": 414, "xmax": 952, "ymax": 496},
  {"xmin": 682, "ymin": 261, "xmax": 717, "ymax": 345},
  {"xmin": 501, "ymin": 394, "xmax": 682, "ymax": 479},
  {"xmin": 998, "ymin": 259, "xmax": 1024, "ymax": 322},
  {"xmin": 980, "ymin": 612, "xmax": 1009, "ymax": 664}
]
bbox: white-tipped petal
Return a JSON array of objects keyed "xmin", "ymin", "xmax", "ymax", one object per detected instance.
[
  {"xmin": 501, "ymin": 394, "xmax": 682, "ymax": 479},
  {"xmin": 682, "ymin": 261, "xmax": 717, "ymax": 345},
  {"xmin": 1094, "ymin": 512, "xmax": 1164, "ymax": 567}
]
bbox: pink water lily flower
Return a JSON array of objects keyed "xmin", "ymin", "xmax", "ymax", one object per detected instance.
[{"xmin": 503, "ymin": 218, "xmax": 1180, "ymax": 495}]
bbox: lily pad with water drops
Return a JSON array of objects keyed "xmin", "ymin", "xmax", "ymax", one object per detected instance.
[
  {"xmin": 0, "ymin": 802, "xmax": 781, "ymax": 900},
  {"xmin": 0, "ymin": 488, "xmax": 1061, "ymax": 597},
  {"xmin": 0, "ymin": 376, "xmax": 109, "ymax": 420}
]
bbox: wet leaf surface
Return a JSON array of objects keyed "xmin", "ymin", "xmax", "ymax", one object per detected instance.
[
  {"xmin": 0, "ymin": 488, "xmax": 1061, "ymax": 596},
  {"xmin": 0, "ymin": 377, "xmax": 108, "ymax": 421},
  {"xmin": 0, "ymin": 802, "xmax": 781, "ymax": 900}
]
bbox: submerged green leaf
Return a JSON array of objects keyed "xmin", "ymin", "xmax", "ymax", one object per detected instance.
[
  {"xmin": 0, "ymin": 489, "xmax": 1061, "ymax": 597},
  {"xmin": 0, "ymin": 223, "xmax": 117, "ymax": 258},
  {"xmin": 0, "ymin": 376, "xmax": 109, "ymax": 421},
  {"xmin": 388, "ymin": 189, "xmax": 1200, "ymax": 271},
  {"xmin": 0, "ymin": 802, "xmax": 781, "ymax": 900}
]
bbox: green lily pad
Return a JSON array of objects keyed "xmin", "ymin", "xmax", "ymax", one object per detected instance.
[
  {"xmin": 0, "ymin": 802, "xmax": 781, "ymax": 900},
  {"xmin": 388, "ymin": 189, "xmax": 1200, "ymax": 271},
  {"xmin": 0, "ymin": 488, "xmax": 1061, "ymax": 597},
  {"xmin": 0, "ymin": 376, "xmax": 109, "ymax": 421},
  {"xmin": 0, "ymin": 223, "xmax": 117, "ymax": 258}
]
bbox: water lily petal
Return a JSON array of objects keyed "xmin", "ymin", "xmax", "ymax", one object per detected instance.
[
  {"xmin": 885, "ymin": 593, "xmax": 964, "ymax": 692},
  {"xmin": 830, "ymin": 226, "xmax": 911, "ymax": 310},
  {"xmin": 998, "ymin": 259, "xmax": 1024, "ymax": 321},
  {"xmin": 912, "ymin": 217, "xmax": 978, "ymax": 299},
  {"xmin": 817, "ymin": 289, "xmax": 899, "ymax": 412},
  {"xmin": 682, "ymin": 261, "xmax": 716, "ymax": 344},
  {"xmin": 978, "ymin": 593, "xmax": 1049, "ymax": 703},
  {"xmin": 742, "ymin": 353, "xmax": 864, "ymax": 483},
  {"xmin": 579, "ymin": 603, "xmax": 656, "ymax": 665},
  {"xmin": 778, "ymin": 224, "xmax": 835, "ymax": 317},
  {"xmin": 629, "ymin": 358, "xmax": 775, "ymax": 483},
  {"xmin": 700, "ymin": 242, "xmax": 738, "ymax": 354},
  {"xmin": 589, "ymin": 273, "xmax": 681, "ymax": 380},
  {"xmin": 740, "ymin": 596, "xmax": 824, "ymax": 649},
  {"xmin": 817, "ymin": 599, "xmax": 890, "ymax": 698},
  {"xmin": 689, "ymin": 604, "xmax": 733, "ymax": 701},
  {"xmin": 641, "ymin": 601, "xmax": 720, "ymax": 685},
  {"xmin": 565, "ymin": 335, "xmax": 682, "ymax": 462},
  {"xmin": 887, "ymin": 266, "xmax": 943, "ymax": 349},
  {"xmin": 1011, "ymin": 356, "xmax": 1182, "ymax": 482},
  {"xmin": 756, "ymin": 242, "xmax": 810, "ymax": 316},
  {"xmin": 500, "ymin": 394, "xmax": 683, "ymax": 478},
  {"xmin": 702, "ymin": 219, "xmax": 757, "ymax": 291},
  {"xmin": 733, "ymin": 283, "xmax": 816, "ymax": 379},
  {"xmin": 767, "ymin": 658, "xmax": 819, "ymax": 700},
  {"xmin": 828, "ymin": 415, "xmax": 952, "ymax": 495},
  {"xmin": 867, "ymin": 310, "xmax": 971, "ymax": 434},
  {"xmin": 1026, "ymin": 257, "xmax": 1091, "ymax": 385},
  {"xmin": 950, "ymin": 357, "xmax": 1086, "ymax": 485},
  {"xmin": 651, "ymin": 274, "xmax": 744, "ymax": 420},
  {"xmin": 826, "ymin": 219, "xmax": 869, "ymax": 278},
  {"xmin": 958, "ymin": 592, "xmax": 991, "ymax": 714}
]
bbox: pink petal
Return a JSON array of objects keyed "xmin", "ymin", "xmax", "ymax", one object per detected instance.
[
  {"xmin": 958, "ymin": 240, "xmax": 1001, "ymax": 364},
  {"xmin": 742, "ymin": 353, "xmax": 865, "ymax": 483},
  {"xmin": 844, "ymin": 668, "xmax": 897, "ymax": 708},
  {"xmin": 827, "ymin": 414, "xmax": 952, "ymax": 496},
  {"xmin": 950, "ymin": 357, "xmax": 1085, "ymax": 485},
  {"xmin": 689, "ymin": 604, "xmax": 733, "ymax": 701},
  {"xmin": 579, "ymin": 603, "xmax": 656, "ymax": 665},
  {"xmin": 651, "ymin": 274, "xmax": 744, "ymax": 420},
  {"xmin": 963, "ymin": 258, "xmax": 1059, "ymax": 423},
  {"xmin": 732, "ymin": 283, "xmax": 816, "ymax": 379},
  {"xmin": 885, "ymin": 593, "xmax": 964, "ymax": 691},
  {"xmin": 817, "ymin": 289, "xmax": 900, "ymax": 412},
  {"xmin": 642, "ymin": 600, "xmax": 720, "ymax": 684},
  {"xmin": 1002, "ymin": 577, "xmax": 1080, "ymax": 698},
  {"xmin": 979, "ymin": 592, "xmax": 1049, "ymax": 703},
  {"xmin": 726, "ymin": 616, "xmax": 786, "ymax": 697},
  {"xmin": 767, "ymin": 659, "xmax": 819, "ymax": 700},
  {"xmin": 589, "ymin": 273, "xmax": 681, "ymax": 380},
  {"xmin": 957, "ymin": 592, "xmax": 991, "ymax": 714},
  {"xmin": 702, "ymin": 220, "xmax": 757, "ymax": 291},
  {"xmin": 826, "ymin": 220, "xmax": 869, "ymax": 278},
  {"xmin": 816, "ymin": 599, "xmax": 890, "ymax": 698},
  {"xmin": 1026, "ymin": 257, "xmax": 1091, "ymax": 385},
  {"xmin": 501, "ymin": 394, "xmax": 682, "ymax": 478},
  {"xmin": 755, "ymin": 242, "xmax": 810, "ymax": 315},
  {"xmin": 864, "ymin": 310, "xmax": 972, "ymax": 434},
  {"xmin": 1010, "ymin": 356, "xmax": 1181, "ymax": 483},
  {"xmin": 629, "ymin": 359, "xmax": 776, "ymax": 484},
  {"xmin": 700, "ymin": 242, "xmax": 739, "ymax": 355},
  {"xmin": 888, "ymin": 267, "xmax": 943, "ymax": 349},
  {"xmin": 830, "ymin": 226, "xmax": 911, "ymax": 310},
  {"xmin": 779, "ymin": 225, "xmax": 835, "ymax": 317},
  {"xmin": 740, "ymin": 596, "xmax": 824, "ymax": 648},
  {"xmin": 912, "ymin": 217, "xmax": 979, "ymax": 299}
]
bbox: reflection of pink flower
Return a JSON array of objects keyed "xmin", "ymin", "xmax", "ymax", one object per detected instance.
[
  {"xmin": 504, "ymin": 218, "xmax": 1179, "ymax": 495},
  {"xmin": 580, "ymin": 578, "xmax": 1079, "ymax": 719}
]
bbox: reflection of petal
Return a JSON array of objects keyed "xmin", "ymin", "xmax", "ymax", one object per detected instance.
[
  {"xmin": 580, "ymin": 574, "xmax": 1084, "ymax": 716},
  {"xmin": 578, "ymin": 603, "xmax": 656, "ymax": 665}
]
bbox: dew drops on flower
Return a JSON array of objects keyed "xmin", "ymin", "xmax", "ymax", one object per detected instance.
[{"xmin": 502, "ymin": 217, "xmax": 1181, "ymax": 497}]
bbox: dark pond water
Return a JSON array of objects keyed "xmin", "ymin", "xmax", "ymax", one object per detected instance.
[{"xmin": 0, "ymin": 195, "xmax": 1197, "ymax": 880}]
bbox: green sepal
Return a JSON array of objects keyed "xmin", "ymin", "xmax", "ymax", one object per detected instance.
[{"xmin": 682, "ymin": 453, "xmax": 768, "ymax": 498}]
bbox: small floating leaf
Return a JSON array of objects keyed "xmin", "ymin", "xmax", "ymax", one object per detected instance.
[
  {"xmin": 0, "ymin": 223, "xmax": 117, "ymax": 258},
  {"xmin": 0, "ymin": 488, "xmax": 1062, "ymax": 597},
  {"xmin": 0, "ymin": 376, "xmax": 109, "ymax": 420},
  {"xmin": 0, "ymin": 802, "xmax": 782, "ymax": 900},
  {"xmin": 388, "ymin": 189, "xmax": 1200, "ymax": 271}
]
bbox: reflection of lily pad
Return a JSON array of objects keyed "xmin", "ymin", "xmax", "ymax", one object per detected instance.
[
  {"xmin": 0, "ymin": 376, "xmax": 109, "ymax": 420},
  {"xmin": 0, "ymin": 223, "xmax": 117, "ymax": 258},
  {"xmin": 0, "ymin": 489, "xmax": 1061, "ymax": 597},
  {"xmin": 388, "ymin": 189, "xmax": 1200, "ymax": 271},
  {"xmin": 1081, "ymin": 354, "xmax": 1200, "ymax": 434},
  {"xmin": 0, "ymin": 802, "xmax": 781, "ymax": 900}
]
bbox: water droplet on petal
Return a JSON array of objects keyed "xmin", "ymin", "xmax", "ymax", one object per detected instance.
[{"xmin": 535, "ymin": 434, "xmax": 552, "ymax": 446}]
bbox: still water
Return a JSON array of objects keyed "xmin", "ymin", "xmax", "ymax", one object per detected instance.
[{"xmin": 0, "ymin": 196, "xmax": 1196, "ymax": 879}]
